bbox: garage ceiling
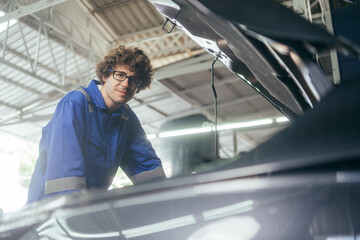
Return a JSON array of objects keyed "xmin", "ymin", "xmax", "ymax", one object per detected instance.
[{"xmin": 3, "ymin": 0, "xmax": 334, "ymax": 158}]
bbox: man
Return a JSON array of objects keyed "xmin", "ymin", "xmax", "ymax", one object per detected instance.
[{"xmin": 27, "ymin": 45, "xmax": 166, "ymax": 204}]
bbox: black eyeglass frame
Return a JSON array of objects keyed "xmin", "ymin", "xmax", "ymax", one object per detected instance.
[{"xmin": 108, "ymin": 69, "xmax": 141, "ymax": 88}]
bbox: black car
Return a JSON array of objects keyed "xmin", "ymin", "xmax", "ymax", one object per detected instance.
[{"xmin": 1, "ymin": 0, "xmax": 360, "ymax": 239}]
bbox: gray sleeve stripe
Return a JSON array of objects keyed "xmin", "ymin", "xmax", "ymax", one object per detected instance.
[
  {"xmin": 45, "ymin": 176, "xmax": 86, "ymax": 195},
  {"xmin": 130, "ymin": 166, "xmax": 166, "ymax": 184},
  {"xmin": 76, "ymin": 87, "xmax": 93, "ymax": 113}
]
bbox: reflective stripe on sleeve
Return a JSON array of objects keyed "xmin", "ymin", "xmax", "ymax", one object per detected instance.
[
  {"xmin": 130, "ymin": 166, "xmax": 166, "ymax": 184},
  {"xmin": 76, "ymin": 87, "xmax": 93, "ymax": 113},
  {"xmin": 45, "ymin": 176, "xmax": 86, "ymax": 195}
]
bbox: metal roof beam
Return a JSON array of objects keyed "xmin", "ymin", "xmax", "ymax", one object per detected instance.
[
  {"xmin": 130, "ymin": 92, "xmax": 172, "ymax": 108},
  {"xmin": 0, "ymin": 100, "xmax": 22, "ymax": 111},
  {"xmin": 0, "ymin": 41, "xmax": 59, "ymax": 79},
  {"xmin": 204, "ymin": 95, "xmax": 262, "ymax": 110},
  {"xmin": 148, "ymin": 42, "xmax": 199, "ymax": 58},
  {"xmin": 115, "ymin": 25, "xmax": 163, "ymax": 41},
  {"xmin": 157, "ymin": 78, "xmax": 219, "ymax": 123},
  {"xmin": 0, "ymin": 97, "xmax": 61, "ymax": 125},
  {"xmin": 181, "ymin": 75, "xmax": 242, "ymax": 94},
  {"xmin": 0, "ymin": 75, "xmax": 48, "ymax": 98},
  {"xmin": 154, "ymin": 54, "xmax": 220, "ymax": 80},
  {"xmin": 20, "ymin": 12, "xmax": 105, "ymax": 60},
  {"xmin": 138, "ymin": 94, "xmax": 265, "ymax": 127},
  {"xmin": 77, "ymin": 0, "xmax": 118, "ymax": 40},
  {"xmin": 124, "ymin": 31, "xmax": 199, "ymax": 59},
  {"xmin": 126, "ymin": 30, "xmax": 181, "ymax": 46},
  {"xmin": 91, "ymin": 0, "xmax": 131, "ymax": 13},
  {"xmin": 0, "ymin": 58, "xmax": 68, "ymax": 94},
  {"xmin": 0, "ymin": 0, "xmax": 68, "ymax": 24},
  {"xmin": 132, "ymin": 97, "xmax": 169, "ymax": 117},
  {"xmin": 0, "ymin": 114, "xmax": 53, "ymax": 126}
]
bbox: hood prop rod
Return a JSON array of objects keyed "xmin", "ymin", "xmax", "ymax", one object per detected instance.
[{"xmin": 211, "ymin": 53, "xmax": 220, "ymax": 159}]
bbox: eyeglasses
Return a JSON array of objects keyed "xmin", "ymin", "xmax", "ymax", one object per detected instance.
[{"xmin": 108, "ymin": 69, "xmax": 141, "ymax": 88}]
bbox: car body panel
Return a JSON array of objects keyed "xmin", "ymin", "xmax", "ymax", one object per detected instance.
[{"xmin": 150, "ymin": 0, "xmax": 359, "ymax": 120}]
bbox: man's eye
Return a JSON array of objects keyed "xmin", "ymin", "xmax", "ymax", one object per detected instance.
[{"xmin": 116, "ymin": 72, "xmax": 126, "ymax": 79}]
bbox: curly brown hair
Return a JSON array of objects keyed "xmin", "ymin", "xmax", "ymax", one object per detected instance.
[{"xmin": 96, "ymin": 45, "xmax": 154, "ymax": 92}]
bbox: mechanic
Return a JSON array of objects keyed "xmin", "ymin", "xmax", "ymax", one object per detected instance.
[{"xmin": 27, "ymin": 45, "xmax": 166, "ymax": 204}]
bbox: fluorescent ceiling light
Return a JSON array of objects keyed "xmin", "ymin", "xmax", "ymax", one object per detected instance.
[
  {"xmin": 217, "ymin": 118, "xmax": 273, "ymax": 131},
  {"xmin": 157, "ymin": 118, "xmax": 274, "ymax": 139},
  {"xmin": 326, "ymin": 237, "xmax": 359, "ymax": 240},
  {"xmin": 159, "ymin": 126, "xmax": 212, "ymax": 138},
  {"xmin": 276, "ymin": 116, "xmax": 289, "ymax": 123}
]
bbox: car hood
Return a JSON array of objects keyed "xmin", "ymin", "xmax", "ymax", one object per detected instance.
[
  {"xmin": 149, "ymin": 0, "xmax": 360, "ymax": 120},
  {"xmin": 1, "ymin": 169, "xmax": 360, "ymax": 240}
]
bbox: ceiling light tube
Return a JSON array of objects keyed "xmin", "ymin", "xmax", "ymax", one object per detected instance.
[
  {"xmin": 159, "ymin": 127, "xmax": 212, "ymax": 138},
  {"xmin": 158, "ymin": 118, "xmax": 274, "ymax": 139},
  {"xmin": 276, "ymin": 116, "xmax": 289, "ymax": 123},
  {"xmin": 217, "ymin": 118, "xmax": 273, "ymax": 131}
]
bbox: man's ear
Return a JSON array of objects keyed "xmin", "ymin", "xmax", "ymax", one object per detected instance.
[{"xmin": 102, "ymin": 76, "xmax": 107, "ymax": 83}]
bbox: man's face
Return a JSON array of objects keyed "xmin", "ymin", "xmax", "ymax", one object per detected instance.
[{"xmin": 100, "ymin": 65, "xmax": 138, "ymax": 112}]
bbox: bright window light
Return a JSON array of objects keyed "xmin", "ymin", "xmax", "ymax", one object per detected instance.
[
  {"xmin": 146, "ymin": 134, "xmax": 157, "ymax": 140},
  {"xmin": 0, "ymin": 11, "xmax": 17, "ymax": 33}
]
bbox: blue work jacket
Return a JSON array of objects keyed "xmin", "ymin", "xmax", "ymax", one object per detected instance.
[{"xmin": 27, "ymin": 80, "xmax": 165, "ymax": 203}]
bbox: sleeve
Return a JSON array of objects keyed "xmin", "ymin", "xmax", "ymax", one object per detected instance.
[
  {"xmin": 44, "ymin": 96, "xmax": 87, "ymax": 198},
  {"xmin": 121, "ymin": 114, "xmax": 166, "ymax": 185}
]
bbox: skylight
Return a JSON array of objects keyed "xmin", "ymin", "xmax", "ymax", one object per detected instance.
[{"xmin": 0, "ymin": 11, "xmax": 18, "ymax": 33}]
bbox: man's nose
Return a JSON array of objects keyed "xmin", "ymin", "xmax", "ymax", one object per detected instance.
[{"xmin": 120, "ymin": 78, "xmax": 130, "ymax": 88}]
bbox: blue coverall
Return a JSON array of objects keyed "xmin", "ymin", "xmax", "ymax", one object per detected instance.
[{"xmin": 27, "ymin": 80, "xmax": 165, "ymax": 203}]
